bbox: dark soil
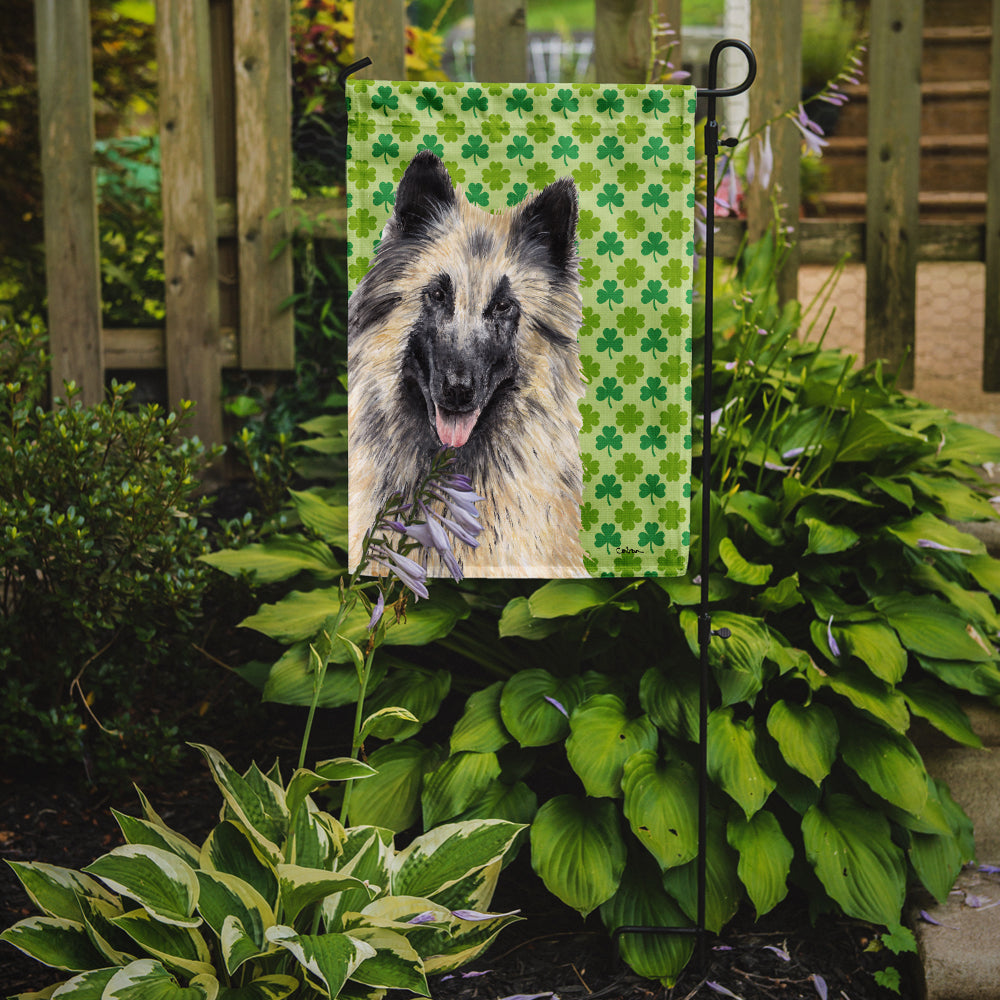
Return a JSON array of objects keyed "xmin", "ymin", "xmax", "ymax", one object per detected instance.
[{"xmin": 1, "ymin": 750, "xmax": 914, "ymax": 1000}]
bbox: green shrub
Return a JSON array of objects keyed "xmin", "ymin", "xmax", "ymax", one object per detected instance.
[
  {"xmin": 1, "ymin": 744, "xmax": 524, "ymax": 998},
  {"xmin": 0, "ymin": 317, "xmax": 219, "ymax": 782}
]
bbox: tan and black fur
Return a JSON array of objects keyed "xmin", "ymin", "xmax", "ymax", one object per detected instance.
[{"xmin": 348, "ymin": 151, "xmax": 586, "ymax": 577}]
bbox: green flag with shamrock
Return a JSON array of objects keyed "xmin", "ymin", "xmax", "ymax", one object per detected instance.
[{"xmin": 347, "ymin": 80, "xmax": 696, "ymax": 579}]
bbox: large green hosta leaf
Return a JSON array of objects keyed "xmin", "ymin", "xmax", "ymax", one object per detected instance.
[
  {"xmin": 874, "ymin": 594, "xmax": 996, "ymax": 663},
  {"xmin": 450, "ymin": 681, "xmax": 511, "ymax": 754},
  {"xmin": 566, "ymin": 695, "xmax": 658, "ymax": 798},
  {"xmin": 530, "ymin": 795, "xmax": 627, "ymax": 917},
  {"xmin": 802, "ymin": 793, "xmax": 906, "ymax": 926},
  {"xmin": 707, "ymin": 708, "xmax": 775, "ymax": 818},
  {"xmin": 600, "ymin": 853, "xmax": 694, "ymax": 987},
  {"xmin": 621, "ymin": 752, "xmax": 698, "ymax": 871},
  {"xmin": 765, "ymin": 700, "xmax": 838, "ymax": 786},
  {"xmin": 499, "ymin": 670, "xmax": 585, "ymax": 747},
  {"xmin": 727, "ymin": 810, "xmax": 793, "ymax": 918},
  {"xmin": 839, "ymin": 718, "xmax": 929, "ymax": 817}
]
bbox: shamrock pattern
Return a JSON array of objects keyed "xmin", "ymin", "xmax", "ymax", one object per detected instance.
[{"xmin": 347, "ymin": 80, "xmax": 696, "ymax": 578}]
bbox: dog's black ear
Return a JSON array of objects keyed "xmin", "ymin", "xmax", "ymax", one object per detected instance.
[
  {"xmin": 389, "ymin": 151, "xmax": 457, "ymax": 237},
  {"xmin": 511, "ymin": 177, "xmax": 578, "ymax": 272}
]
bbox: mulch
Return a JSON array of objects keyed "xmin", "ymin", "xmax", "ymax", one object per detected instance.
[{"xmin": 1, "ymin": 744, "xmax": 912, "ymax": 1000}]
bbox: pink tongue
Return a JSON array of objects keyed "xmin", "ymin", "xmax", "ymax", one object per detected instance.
[{"xmin": 435, "ymin": 405, "xmax": 481, "ymax": 448}]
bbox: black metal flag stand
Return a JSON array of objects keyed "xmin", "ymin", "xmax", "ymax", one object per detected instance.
[{"xmin": 339, "ymin": 37, "xmax": 758, "ymax": 975}]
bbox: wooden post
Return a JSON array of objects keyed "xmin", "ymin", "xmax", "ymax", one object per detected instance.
[
  {"xmin": 983, "ymin": 0, "xmax": 1000, "ymax": 390},
  {"xmin": 157, "ymin": 0, "xmax": 223, "ymax": 445},
  {"xmin": 474, "ymin": 0, "xmax": 526, "ymax": 82},
  {"xmin": 746, "ymin": 0, "xmax": 801, "ymax": 305},
  {"xmin": 594, "ymin": 0, "xmax": 659, "ymax": 84},
  {"xmin": 34, "ymin": 0, "xmax": 104, "ymax": 405},
  {"xmin": 864, "ymin": 0, "xmax": 923, "ymax": 389},
  {"xmin": 233, "ymin": 0, "xmax": 294, "ymax": 369},
  {"xmin": 354, "ymin": 0, "xmax": 406, "ymax": 80}
]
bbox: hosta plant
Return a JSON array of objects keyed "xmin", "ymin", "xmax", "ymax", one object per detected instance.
[
  {"xmin": 1, "ymin": 744, "xmax": 523, "ymax": 999},
  {"xmin": 342, "ymin": 235, "xmax": 1000, "ymax": 983}
]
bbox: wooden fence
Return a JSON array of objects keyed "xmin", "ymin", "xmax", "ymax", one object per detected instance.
[{"xmin": 34, "ymin": 0, "xmax": 1000, "ymax": 445}]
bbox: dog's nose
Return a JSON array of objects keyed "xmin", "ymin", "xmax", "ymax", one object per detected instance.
[{"xmin": 440, "ymin": 372, "xmax": 475, "ymax": 411}]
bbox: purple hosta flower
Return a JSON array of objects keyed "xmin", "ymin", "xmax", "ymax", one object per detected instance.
[
  {"xmin": 746, "ymin": 125, "xmax": 774, "ymax": 191},
  {"xmin": 402, "ymin": 502, "xmax": 464, "ymax": 581},
  {"xmin": 370, "ymin": 544, "xmax": 429, "ymax": 600},
  {"xmin": 544, "ymin": 695, "xmax": 569, "ymax": 718},
  {"xmin": 917, "ymin": 538, "xmax": 973, "ymax": 555},
  {"xmin": 791, "ymin": 104, "xmax": 828, "ymax": 157},
  {"xmin": 451, "ymin": 908, "xmax": 521, "ymax": 921},
  {"xmin": 827, "ymin": 615, "xmax": 841, "ymax": 657},
  {"xmin": 367, "ymin": 589, "xmax": 385, "ymax": 631}
]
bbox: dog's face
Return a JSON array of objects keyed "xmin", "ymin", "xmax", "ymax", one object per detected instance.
[{"xmin": 377, "ymin": 152, "xmax": 580, "ymax": 450}]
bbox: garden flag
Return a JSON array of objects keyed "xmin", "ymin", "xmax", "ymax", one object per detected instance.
[{"xmin": 346, "ymin": 80, "xmax": 697, "ymax": 579}]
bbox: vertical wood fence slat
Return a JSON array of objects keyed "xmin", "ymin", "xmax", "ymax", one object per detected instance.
[
  {"xmin": 34, "ymin": 0, "xmax": 103, "ymax": 405},
  {"xmin": 594, "ymin": 0, "xmax": 658, "ymax": 84},
  {"xmin": 354, "ymin": 0, "xmax": 406, "ymax": 80},
  {"xmin": 157, "ymin": 0, "xmax": 223, "ymax": 445},
  {"xmin": 233, "ymin": 0, "xmax": 294, "ymax": 369},
  {"xmin": 473, "ymin": 0, "xmax": 526, "ymax": 82},
  {"xmin": 865, "ymin": 0, "xmax": 923, "ymax": 390},
  {"xmin": 983, "ymin": 0, "xmax": 1000, "ymax": 390},
  {"xmin": 746, "ymin": 0, "xmax": 801, "ymax": 304}
]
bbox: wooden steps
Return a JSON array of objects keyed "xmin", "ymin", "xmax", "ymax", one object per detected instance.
[{"xmin": 814, "ymin": 10, "xmax": 992, "ymax": 222}]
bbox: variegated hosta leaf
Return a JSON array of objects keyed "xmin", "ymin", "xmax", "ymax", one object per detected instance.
[
  {"xmin": 110, "ymin": 908, "xmax": 214, "ymax": 979},
  {"xmin": 621, "ymin": 751, "xmax": 698, "ymax": 871},
  {"xmin": 450, "ymin": 681, "xmax": 511, "ymax": 754},
  {"xmin": 112, "ymin": 810, "xmax": 201, "ymax": 868},
  {"xmin": 322, "ymin": 829, "xmax": 393, "ymax": 931},
  {"xmin": 195, "ymin": 871, "xmax": 274, "ymax": 974},
  {"xmin": 190, "ymin": 745, "xmax": 287, "ymax": 863},
  {"xmin": 214, "ymin": 974, "xmax": 300, "ymax": 999},
  {"xmin": 345, "ymin": 926, "xmax": 429, "ymax": 995},
  {"xmin": 276, "ymin": 864, "xmax": 375, "ymax": 925},
  {"xmin": 706, "ymin": 707, "xmax": 776, "ymax": 819},
  {"xmin": 265, "ymin": 925, "xmax": 375, "ymax": 998},
  {"xmin": 726, "ymin": 810, "xmax": 793, "ymax": 918},
  {"xmin": 765, "ymin": 700, "xmax": 838, "ymax": 786},
  {"xmin": 200, "ymin": 822, "xmax": 278, "ymax": 910},
  {"xmin": 529, "ymin": 795, "xmax": 626, "ymax": 917},
  {"xmin": 4, "ymin": 862, "xmax": 117, "ymax": 922},
  {"xmin": 47, "ymin": 966, "xmax": 118, "ymax": 997},
  {"xmin": 802, "ymin": 793, "xmax": 906, "ymax": 926},
  {"xmin": 0, "ymin": 916, "xmax": 107, "ymax": 972},
  {"xmin": 102, "ymin": 958, "xmax": 218, "ymax": 999},
  {"xmin": 391, "ymin": 820, "xmax": 524, "ymax": 900},
  {"xmin": 83, "ymin": 846, "xmax": 200, "ymax": 928},
  {"xmin": 599, "ymin": 853, "xmax": 694, "ymax": 987}
]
